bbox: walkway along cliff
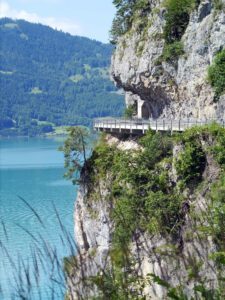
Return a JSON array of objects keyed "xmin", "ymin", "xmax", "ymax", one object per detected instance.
[{"xmin": 65, "ymin": 1, "xmax": 225, "ymax": 299}]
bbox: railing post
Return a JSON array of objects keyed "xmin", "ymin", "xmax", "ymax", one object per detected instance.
[
  {"xmin": 171, "ymin": 119, "xmax": 173, "ymax": 135},
  {"xmin": 156, "ymin": 119, "xmax": 158, "ymax": 132},
  {"xmin": 179, "ymin": 119, "xmax": 180, "ymax": 131},
  {"xmin": 163, "ymin": 119, "xmax": 165, "ymax": 131}
]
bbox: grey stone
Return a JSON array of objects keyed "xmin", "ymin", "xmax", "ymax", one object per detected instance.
[
  {"xmin": 111, "ymin": 0, "xmax": 225, "ymax": 120},
  {"xmin": 198, "ymin": 1, "xmax": 212, "ymax": 22}
]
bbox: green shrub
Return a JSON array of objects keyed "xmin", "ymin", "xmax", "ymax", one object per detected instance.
[
  {"xmin": 110, "ymin": 0, "xmax": 151, "ymax": 43},
  {"xmin": 211, "ymin": 140, "xmax": 225, "ymax": 168},
  {"xmin": 63, "ymin": 256, "xmax": 77, "ymax": 276},
  {"xmin": 151, "ymin": 274, "xmax": 222, "ymax": 300},
  {"xmin": 164, "ymin": 0, "xmax": 196, "ymax": 43},
  {"xmin": 112, "ymin": 195, "xmax": 137, "ymax": 249},
  {"xmin": 198, "ymin": 173, "xmax": 225, "ymax": 250},
  {"xmin": 213, "ymin": 0, "xmax": 225, "ymax": 11},
  {"xmin": 210, "ymin": 175, "xmax": 225, "ymax": 248},
  {"xmin": 160, "ymin": 0, "xmax": 198, "ymax": 64},
  {"xmin": 210, "ymin": 251, "xmax": 225, "ymax": 266},
  {"xmin": 176, "ymin": 123, "xmax": 225, "ymax": 169},
  {"xmin": 208, "ymin": 49, "xmax": 225, "ymax": 99},
  {"xmin": 124, "ymin": 104, "xmax": 136, "ymax": 119},
  {"xmin": 140, "ymin": 130, "xmax": 172, "ymax": 168},
  {"xmin": 145, "ymin": 191, "xmax": 182, "ymax": 233},
  {"xmin": 162, "ymin": 41, "xmax": 185, "ymax": 62},
  {"xmin": 91, "ymin": 137, "xmax": 116, "ymax": 178},
  {"xmin": 175, "ymin": 141, "xmax": 206, "ymax": 185}
]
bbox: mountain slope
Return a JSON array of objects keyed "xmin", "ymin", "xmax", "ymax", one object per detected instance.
[{"xmin": 0, "ymin": 18, "xmax": 124, "ymax": 136}]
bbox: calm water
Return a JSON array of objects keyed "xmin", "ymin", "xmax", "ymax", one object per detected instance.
[{"xmin": 0, "ymin": 137, "xmax": 77, "ymax": 299}]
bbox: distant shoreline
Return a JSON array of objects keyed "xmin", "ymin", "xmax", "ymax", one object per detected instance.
[
  {"xmin": 0, "ymin": 125, "xmax": 94, "ymax": 138},
  {"xmin": 0, "ymin": 126, "xmax": 69, "ymax": 138}
]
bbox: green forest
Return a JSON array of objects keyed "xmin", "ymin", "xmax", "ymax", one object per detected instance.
[{"xmin": 0, "ymin": 18, "xmax": 124, "ymax": 136}]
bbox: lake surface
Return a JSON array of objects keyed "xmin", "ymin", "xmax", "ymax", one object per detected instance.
[{"xmin": 0, "ymin": 137, "xmax": 77, "ymax": 299}]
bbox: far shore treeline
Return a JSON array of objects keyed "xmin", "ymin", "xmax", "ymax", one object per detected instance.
[{"xmin": 0, "ymin": 18, "xmax": 124, "ymax": 137}]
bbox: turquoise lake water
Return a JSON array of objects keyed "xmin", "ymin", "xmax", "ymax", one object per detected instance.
[{"xmin": 0, "ymin": 137, "xmax": 77, "ymax": 299}]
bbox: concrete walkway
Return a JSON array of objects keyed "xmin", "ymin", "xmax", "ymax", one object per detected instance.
[{"xmin": 93, "ymin": 118, "xmax": 225, "ymax": 134}]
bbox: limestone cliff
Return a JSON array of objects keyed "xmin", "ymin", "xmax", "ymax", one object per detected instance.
[
  {"xmin": 67, "ymin": 129, "xmax": 225, "ymax": 299},
  {"xmin": 66, "ymin": 1, "xmax": 225, "ymax": 299},
  {"xmin": 111, "ymin": 0, "xmax": 225, "ymax": 120}
]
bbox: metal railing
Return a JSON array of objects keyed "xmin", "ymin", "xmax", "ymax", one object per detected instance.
[{"xmin": 93, "ymin": 117, "xmax": 225, "ymax": 134}]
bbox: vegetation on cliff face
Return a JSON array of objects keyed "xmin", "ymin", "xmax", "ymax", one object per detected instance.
[
  {"xmin": 160, "ymin": 0, "xmax": 200, "ymax": 64},
  {"xmin": 163, "ymin": 0, "xmax": 196, "ymax": 43},
  {"xmin": 111, "ymin": 0, "xmax": 202, "ymax": 67},
  {"xmin": 59, "ymin": 127, "xmax": 91, "ymax": 184},
  {"xmin": 66, "ymin": 124, "xmax": 225, "ymax": 299},
  {"xmin": 208, "ymin": 49, "xmax": 225, "ymax": 100},
  {"xmin": 111, "ymin": 0, "xmax": 224, "ymax": 69},
  {"xmin": 110, "ymin": 0, "xmax": 151, "ymax": 43}
]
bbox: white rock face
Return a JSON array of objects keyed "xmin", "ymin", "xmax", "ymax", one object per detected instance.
[
  {"xmin": 75, "ymin": 185, "xmax": 111, "ymax": 254},
  {"xmin": 111, "ymin": 0, "xmax": 225, "ymax": 120},
  {"xmin": 70, "ymin": 136, "xmax": 222, "ymax": 299},
  {"xmin": 69, "ymin": 182, "xmax": 113, "ymax": 299}
]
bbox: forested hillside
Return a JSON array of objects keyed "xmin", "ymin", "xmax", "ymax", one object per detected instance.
[{"xmin": 0, "ymin": 18, "xmax": 124, "ymax": 136}]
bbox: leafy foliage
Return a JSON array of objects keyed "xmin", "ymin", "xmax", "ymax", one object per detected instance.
[
  {"xmin": 110, "ymin": 0, "xmax": 151, "ymax": 43},
  {"xmin": 160, "ymin": 0, "xmax": 198, "ymax": 64},
  {"xmin": 151, "ymin": 273, "xmax": 223, "ymax": 300},
  {"xmin": 175, "ymin": 141, "xmax": 206, "ymax": 186},
  {"xmin": 64, "ymin": 256, "xmax": 77, "ymax": 276},
  {"xmin": 0, "ymin": 18, "xmax": 124, "ymax": 136},
  {"xmin": 209, "ymin": 175, "xmax": 225, "ymax": 248},
  {"xmin": 163, "ymin": 0, "xmax": 196, "ymax": 43},
  {"xmin": 59, "ymin": 127, "xmax": 90, "ymax": 184},
  {"xmin": 209, "ymin": 122, "xmax": 225, "ymax": 167},
  {"xmin": 90, "ymin": 267, "xmax": 146, "ymax": 300},
  {"xmin": 178, "ymin": 122, "xmax": 225, "ymax": 169},
  {"xmin": 208, "ymin": 49, "xmax": 225, "ymax": 99},
  {"xmin": 161, "ymin": 41, "xmax": 184, "ymax": 62},
  {"xmin": 213, "ymin": 0, "xmax": 225, "ymax": 11},
  {"xmin": 124, "ymin": 104, "xmax": 136, "ymax": 118},
  {"xmin": 91, "ymin": 131, "xmax": 180, "ymax": 247}
]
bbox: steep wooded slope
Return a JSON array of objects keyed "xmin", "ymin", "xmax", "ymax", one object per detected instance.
[{"xmin": 0, "ymin": 18, "xmax": 124, "ymax": 136}]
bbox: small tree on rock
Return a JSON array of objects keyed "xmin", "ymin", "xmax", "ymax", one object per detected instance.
[{"xmin": 59, "ymin": 126, "xmax": 90, "ymax": 184}]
